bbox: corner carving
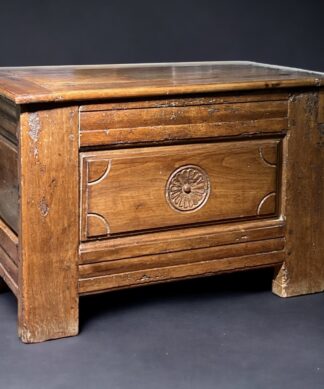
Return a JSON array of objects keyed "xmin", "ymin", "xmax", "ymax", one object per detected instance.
[
  {"xmin": 87, "ymin": 213, "xmax": 110, "ymax": 237},
  {"xmin": 259, "ymin": 146, "xmax": 278, "ymax": 168},
  {"xmin": 88, "ymin": 159, "xmax": 112, "ymax": 185},
  {"xmin": 257, "ymin": 192, "xmax": 276, "ymax": 216},
  {"xmin": 85, "ymin": 159, "xmax": 112, "ymax": 238}
]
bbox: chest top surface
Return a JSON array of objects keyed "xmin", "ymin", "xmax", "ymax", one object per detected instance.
[{"xmin": 0, "ymin": 61, "xmax": 323, "ymax": 104}]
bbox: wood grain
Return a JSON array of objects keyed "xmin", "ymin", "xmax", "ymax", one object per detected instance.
[
  {"xmin": 18, "ymin": 107, "xmax": 79, "ymax": 343},
  {"xmin": 0, "ymin": 218, "xmax": 18, "ymax": 265},
  {"xmin": 0, "ymin": 97, "xmax": 19, "ymax": 143},
  {"xmin": 80, "ymin": 91, "xmax": 290, "ymax": 111},
  {"xmin": 79, "ymin": 238, "xmax": 285, "ymax": 279},
  {"xmin": 79, "ymin": 251, "xmax": 285, "ymax": 295},
  {"xmin": 0, "ymin": 62, "xmax": 322, "ymax": 104},
  {"xmin": 273, "ymin": 92, "xmax": 324, "ymax": 297},
  {"xmin": 80, "ymin": 219, "xmax": 285, "ymax": 264},
  {"xmin": 0, "ymin": 135, "xmax": 18, "ymax": 232},
  {"xmin": 81, "ymin": 140, "xmax": 280, "ymax": 239},
  {"xmin": 319, "ymin": 90, "xmax": 324, "ymax": 123},
  {"xmin": 80, "ymin": 99, "xmax": 288, "ymax": 147}
]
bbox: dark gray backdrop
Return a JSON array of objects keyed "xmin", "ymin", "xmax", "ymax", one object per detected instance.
[{"xmin": 0, "ymin": 0, "xmax": 323, "ymax": 70}]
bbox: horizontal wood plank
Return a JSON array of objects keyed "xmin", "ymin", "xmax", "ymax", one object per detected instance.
[
  {"xmin": 0, "ymin": 62, "xmax": 322, "ymax": 104},
  {"xmin": 0, "ymin": 218, "xmax": 18, "ymax": 265},
  {"xmin": 80, "ymin": 119, "xmax": 287, "ymax": 147},
  {"xmin": 80, "ymin": 99, "xmax": 288, "ymax": 147},
  {"xmin": 80, "ymin": 91, "xmax": 290, "ymax": 112},
  {"xmin": 78, "ymin": 250, "xmax": 285, "ymax": 295},
  {"xmin": 79, "ymin": 237, "xmax": 285, "ymax": 278},
  {"xmin": 80, "ymin": 100, "xmax": 288, "ymax": 131},
  {"xmin": 80, "ymin": 219, "xmax": 285, "ymax": 264}
]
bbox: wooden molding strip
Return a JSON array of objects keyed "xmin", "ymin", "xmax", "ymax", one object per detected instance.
[
  {"xmin": 79, "ymin": 237, "xmax": 285, "ymax": 279},
  {"xmin": 0, "ymin": 218, "xmax": 19, "ymax": 265},
  {"xmin": 78, "ymin": 250, "xmax": 285, "ymax": 295},
  {"xmin": 80, "ymin": 218, "xmax": 285, "ymax": 265}
]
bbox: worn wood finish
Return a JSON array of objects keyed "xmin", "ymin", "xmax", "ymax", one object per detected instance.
[
  {"xmin": 79, "ymin": 251, "xmax": 285, "ymax": 295},
  {"xmin": 80, "ymin": 118, "xmax": 287, "ymax": 148},
  {"xmin": 319, "ymin": 90, "xmax": 324, "ymax": 116},
  {"xmin": 80, "ymin": 238, "xmax": 285, "ymax": 279},
  {"xmin": 0, "ymin": 218, "xmax": 18, "ymax": 265},
  {"xmin": 0, "ymin": 62, "xmax": 323, "ymax": 342},
  {"xmin": 80, "ymin": 99, "xmax": 287, "ymax": 147},
  {"xmin": 18, "ymin": 107, "xmax": 79, "ymax": 343},
  {"xmin": 80, "ymin": 91, "xmax": 290, "ymax": 112},
  {"xmin": 0, "ymin": 135, "xmax": 19, "ymax": 232},
  {"xmin": 0, "ymin": 97, "xmax": 19, "ymax": 143},
  {"xmin": 273, "ymin": 92, "xmax": 324, "ymax": 296},
  {"xmin": 0, "ymin": 62, "xmax": 322, "ymax": 104},
  {"xmin": 81, "ymin": 140, "xmax": 280, "ymax": 239},
  {"xmin": 80, "ymin": 219, "xmax": 285, "ymax": 264}
]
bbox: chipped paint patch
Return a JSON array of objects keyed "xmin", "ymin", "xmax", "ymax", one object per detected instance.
[{"xmin": 28, "ymin": 113, "xmax": 41, "ymax": 158}]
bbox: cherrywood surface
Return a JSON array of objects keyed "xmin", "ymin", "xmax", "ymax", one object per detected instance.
[
  {"xmin": 18, "ymin": 107, "xmax": 79, "ymax": 343},
  {"xmin": 272, "ymin": 92, "xmax": 324, "ymax": 296},
  {"xmin": 80, "ymin": 97, "xmax": 288, "ymax": 147},
  {"xmin": 79, "ymin": 251, "xmax": 284, "ymax": 295},
  {"xmin": 81, "ymin": 140, "xmax": 280, "ymax": 239},
  {"xmin": 0, "ymin": 62, "xmax": 323, "ymax": 104},
  {"xmin": 79, "ymin": 238, "xmax": 285, "ymax": 279},
  {"xmin": 79, "ymin": 219, "xmax": 285, "ymax": 265}
]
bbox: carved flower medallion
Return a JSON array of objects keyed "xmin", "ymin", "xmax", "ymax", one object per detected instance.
[{"xmin": 166, "ymin": 165, "xmax": 210, "ymax": 212}]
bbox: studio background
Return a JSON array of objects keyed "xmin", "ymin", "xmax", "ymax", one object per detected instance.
[
  {"xmin": 0, "ymin": 0, "xmax": 323, "ymax": 71},
  {"xmin": 0, "ymin": 1, "xmax": 324, "ymax": 389}
]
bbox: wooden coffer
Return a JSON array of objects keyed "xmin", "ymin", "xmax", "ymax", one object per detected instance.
[{"xmin": 0, "ymin": 62, "xmax": 323, "ymax": 343}]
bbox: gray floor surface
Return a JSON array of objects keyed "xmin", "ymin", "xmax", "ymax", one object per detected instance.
[{"xmin": 0, "ymin": 269, "xmax": 324, "ymax": 389}]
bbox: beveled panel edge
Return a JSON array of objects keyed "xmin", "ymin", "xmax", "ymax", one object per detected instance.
[{"xmin": 80, "ymin": 139, "xmax": 281, "ymax": 239}]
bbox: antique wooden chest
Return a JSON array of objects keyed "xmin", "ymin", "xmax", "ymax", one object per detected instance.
[{"xmin": 0, "ymin": 62, "xmax": 323, "ymax": 343}]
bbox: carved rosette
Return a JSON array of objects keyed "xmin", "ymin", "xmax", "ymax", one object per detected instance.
[{"xmin": 166, "ymin": 165, "xmax": 210, "ymax": 212}]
